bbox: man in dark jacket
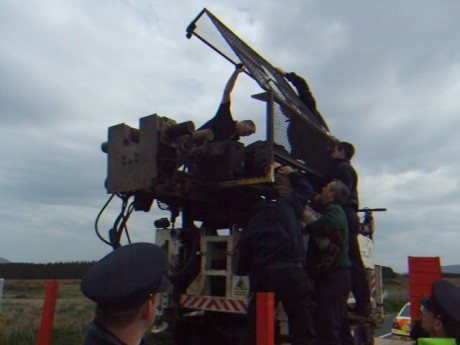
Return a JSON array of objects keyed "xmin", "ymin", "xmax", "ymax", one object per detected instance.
[
  {"xmin": 238, "ymin": 164, "xmax": 315, "ymax": 345},
  {"xmin": 303, "ymin": 179, "xmax": 352, "ymax": 345},
  {"xmin": 330, "ymin": 141, "xmax": 371, "ymax": 317},
  {"xmin": 283, "ymin": 71, "xmax": 329, "ymax": 132},
  {"xmin": 275, "ymin": 69, "xmax": 329, "ymax": 161},
  {"xmin": 198, "ymin": 64, "xmax": 256, "ymax": 142}
]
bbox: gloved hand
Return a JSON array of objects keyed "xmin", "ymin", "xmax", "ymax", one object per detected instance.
[{"xmin": 300, "ymin": 205, "xmax": 319, "ymax": 225}]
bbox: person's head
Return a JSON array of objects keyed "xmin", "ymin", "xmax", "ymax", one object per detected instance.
[
  {"xmin": 320, "ymin": 179, "xmax": 349, "ymax": 205},
  {"xmin": 235, "ymin": 120, "xmax": 256, "ymax": 137},
  {"xmin": 81, "ymin": 243, "xmax": 171, "ymax": 331},
  {"xmin": 331, "ymin": 141, "xmax": 355, "ymax": 160},
  {"xmin": 94, "ymin": 294, "xmax": 160, "ymax": 330},
  {"xmin": 420, "ymin": 280, "xmax": 460, "ymax": 339}
]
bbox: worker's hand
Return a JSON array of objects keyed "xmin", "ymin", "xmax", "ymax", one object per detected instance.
[
  {"xmin": 300, "ymin": 206, "xmax": 318, "ymax": 225},
  {"xmin": 277, "ymin": 165, "xmax": 295, "ymax": 176},
  {"xmin": 235, "ymin": 63, "xmax": 245, "ymax": 73}
]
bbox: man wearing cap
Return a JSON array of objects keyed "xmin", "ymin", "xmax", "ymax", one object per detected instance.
[
  {"xmin": 80, "ymin": 242, "xmax": 171, "ymax": 345},
  {"xmin": 416, "ymin": 279, "xmax": 460, "ymax": 344}
]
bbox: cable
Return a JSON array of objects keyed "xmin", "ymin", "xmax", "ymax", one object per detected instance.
[
  {"xmin": 108, "ymin": 195, "xmax": 134, "ymax": 248},
  {"xmin": 118, "ymin": 201, "xmax": 135, "ymax": 245},
  {"xmin": 94, "ymin": 194, "xmax": 116, "ymax": 246},
  {"xmin": 169, "ymin": 229, "xmax": 200, "ymax": 278},
  {"xmin": 94, "ymin": 193, "xmax": 136, "ymax": 248}
]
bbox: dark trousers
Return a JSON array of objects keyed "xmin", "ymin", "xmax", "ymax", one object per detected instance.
[
  {"xmin": 242, "ymin": 265, "xmax": 315, "ymax": 345},
  {"xmin": 312, "ymin": 268, "xmax": 351, "ymax": 345},
  {"xmin": 344, "ymin": 207, "xmax": 370, "ymax": 309}
]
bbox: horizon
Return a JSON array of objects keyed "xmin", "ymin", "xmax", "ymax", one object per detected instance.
[{"xmin": 2, "ymin": 256, "xmax": 460, "ymax": 276}]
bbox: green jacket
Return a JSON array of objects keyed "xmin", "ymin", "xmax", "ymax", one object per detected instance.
[{"xmin": 304, "ymin": 203, "xmax": 351, "ymax": 269}]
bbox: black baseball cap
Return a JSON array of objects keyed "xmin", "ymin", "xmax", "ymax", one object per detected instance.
[{"xmin": 81, "ymin": 242, "xmax": 171, "ymax": 312}]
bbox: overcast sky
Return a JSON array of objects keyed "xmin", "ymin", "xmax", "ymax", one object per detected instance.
[{"xmin": 1, "ymin": 1, "xmax": 459, "ymax": 273}]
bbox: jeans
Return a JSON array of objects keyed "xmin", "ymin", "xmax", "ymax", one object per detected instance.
[
  {"xmin": 242, "ymin": 265, "xmax": 315, "ymax": 345},
  {"xmin": 312, "ymin": 267, "xmax": 351, "ymax": 345}
]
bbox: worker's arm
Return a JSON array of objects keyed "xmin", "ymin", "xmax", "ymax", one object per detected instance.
[
  {"xmin": 334, "ymin": 162, "xmax": 356, "ymax": 193},
  {"xmin": 285, "ymin": 72, "xmax": 318, "ymax": 113},
  {"xmin": 303, "ymin": 204, "xmax": 342, "ymax": 236},
  {"xmin": 277, "ymin": 165, "xmax": 315, "ymax": 206},
  {"xmin": 221, "ymin": 64, "xmax": 244, "ymax": 104},
  {"xmin": 276, "ymin": 68, "xmax": 329, "ymax": 131}
]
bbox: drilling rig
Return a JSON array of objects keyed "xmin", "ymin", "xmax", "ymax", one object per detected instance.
[{"xmin": 96, "ymin": 8, "xmax": 386, "ymax": 345}]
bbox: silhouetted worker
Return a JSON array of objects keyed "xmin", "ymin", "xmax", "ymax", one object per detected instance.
[
  {"xmin": 275, "ymin": 68, "xmax": 329, "ymax": 161},
  {"xmin": 198, "ymin": 64, "xmax": 256, "ymax": 141},
  {"xmin": 80, "ymin": 243, "xmax": 171, "ymax": 345},
  {"xmin": 282, "ymin": 70, "xmax": 329, "ymax": 132},
  {"xmin": 330, "ymin": 141, "xmax": 371, "ymax": 318},
  {"xmin": 238, "ymin": 164, "xmax": 315, "ymax": 345},
  {"xmin": 416, "ymin": 280, "xmax": 460, "ymax": 344}
]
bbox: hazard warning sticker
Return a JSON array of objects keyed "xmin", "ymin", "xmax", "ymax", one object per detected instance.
[{"xmin": 233, "ymin": 277, "xmax": 249, "ymax": 297}]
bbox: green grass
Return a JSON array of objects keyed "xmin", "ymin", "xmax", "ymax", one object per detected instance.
[
  {"xmin": 0, "ymin": 280, "xmax": 93, "ymax": 345},
  {"xmin": 49, "ymin": 328, "xmax": 89, "ymax": 344},
  {"xmin": 0, "ymin": 278, "xmax": 416, "ymax": 344},
  {"xmin": 383, "ymin": 299, "xmax": 406, "ymax": 314},
  {"xmin": 0, "ymin": 279, "xmax": 169, "ymax": 345},
  {"xmin": 0, "ymin": 329, "xmax": 36, "ymax": 345}
]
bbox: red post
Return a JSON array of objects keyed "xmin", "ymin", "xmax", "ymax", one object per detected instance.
[
  {"xmin": 256, "ymin": 292, "xmax": 275, "ymax": 345},
  {"xmin": 36, "ymin": 280, "xmax": 59, "ymax": 345}
]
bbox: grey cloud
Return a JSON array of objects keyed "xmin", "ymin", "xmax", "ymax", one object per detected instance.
[{"xmin": 1, "ymin": 1, "xmax": 460, "ymax": 273}]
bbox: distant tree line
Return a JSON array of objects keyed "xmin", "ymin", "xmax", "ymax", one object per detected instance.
[
  {"xmin": 1, "ymin": 262, "xmax": 455, "ymax": 281},
  {"xmin": 381, "ymin": 266, "xmax": 397, "ymax": 280},
  {"xmin": 0, "ymin": 261, "xmax": 96, "ymax": 279},
  {"xmin": 440, "ymin": 273, "xmax": 460, "ymax": 278}
]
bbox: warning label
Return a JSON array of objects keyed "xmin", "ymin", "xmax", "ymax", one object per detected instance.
[{"xmin": 233, "ymin": 277, "xmax": 249, "ymax": 297}]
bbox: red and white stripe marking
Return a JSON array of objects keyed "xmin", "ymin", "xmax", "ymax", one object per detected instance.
[
  {"xmin": 368, "ymin": 269, "xmax": 377, "ymax": 297},
  {"xmin": 180, "ymin": 295, "xmax": 248, "ymax": 314}
]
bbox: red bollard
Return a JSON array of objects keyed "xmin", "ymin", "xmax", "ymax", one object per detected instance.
[
  {"xmin": 256, "ymin": 292, "xmax": 275, "ymax": 345},
  {"xmin": 36, "ymin": 280, "xmax": 59, "ymax": 345}
]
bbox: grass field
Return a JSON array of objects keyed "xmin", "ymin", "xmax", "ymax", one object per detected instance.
[
  {"xmin": 2, "ymin": 277, "xmax": 452, "ymax": 345},
  {"xmin": 0, "ymin": 279, "xmax": 173, "ymax": 345},
  {"xmin": 0, "ymin": 280, "xmax": 93, "ymax": 345}
]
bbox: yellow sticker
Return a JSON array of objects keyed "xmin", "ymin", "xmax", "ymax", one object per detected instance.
[{"xmin": 234, "ymin": 277, "xmax": 249, "ymax": 297}]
